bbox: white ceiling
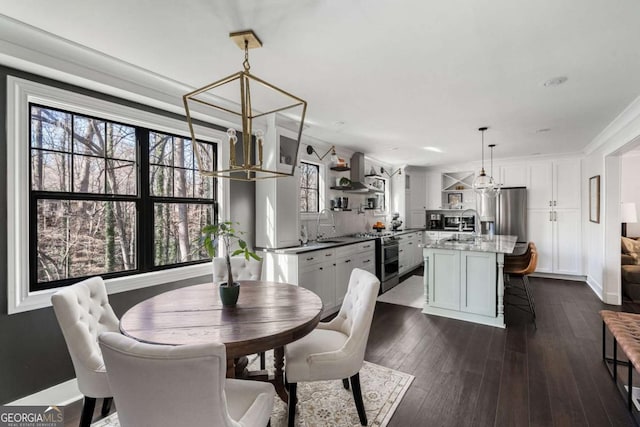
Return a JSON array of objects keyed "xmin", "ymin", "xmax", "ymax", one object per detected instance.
[{"xmin": 2, "ymin": 0, "xmax": 640, "ymax": 167}]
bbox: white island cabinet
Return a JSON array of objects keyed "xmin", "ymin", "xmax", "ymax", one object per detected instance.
[{"xmin": 421, "ymin": 235, "xmax": 517, "ymax": 328}]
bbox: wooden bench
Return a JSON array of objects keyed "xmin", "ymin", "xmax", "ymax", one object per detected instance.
[{"xmin": 601, "ymin": 310, "xmax": 640, "ymax": 414}]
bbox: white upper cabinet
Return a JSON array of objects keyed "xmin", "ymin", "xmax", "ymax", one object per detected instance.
[
  {"xmin": 499, "ymin": 164, "xmax": 529, "ymax": 188},
  {"xmin": 528, "ymin": 162, "xmax": 554, "ymax": 209},
  {"xmin": 528, "ymin": 159, "xmax": 580, "ymax": 209},
  {"xmin": 426, "ymin": 171, "xmax": 442, "ymax": 209},
  {"xmin": 255, "ymin": 124, "xmax": 301, "ymax": 248},
  {"xmin": 553, "ymin": 159, "xmax": 581, "ymax": 209}
]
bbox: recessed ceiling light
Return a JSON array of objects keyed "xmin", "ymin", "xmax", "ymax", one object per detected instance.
[
  {"xmin": 536, "ymin": 128, "xmax": 551, "ymax": 133},
  {"xmin": 423, "ymin": 146, "xmax": 443, "ymax": 153},
  {"xmin": 543, "ymin": 76, "xmax": 568, "ymax": 87},
  {"xmin": 391, "ymin": 147, "xmax": 399, "ymax": 151}
]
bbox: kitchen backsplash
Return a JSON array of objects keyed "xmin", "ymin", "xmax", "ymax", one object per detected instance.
[{"xmin": 301, "ymin": 210, "xmax": 391, "ymax": 241}]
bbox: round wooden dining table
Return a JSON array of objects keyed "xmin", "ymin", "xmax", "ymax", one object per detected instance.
[{"xmin": 119, "ymin": 280, "xmax": 323, "ymax": 401}]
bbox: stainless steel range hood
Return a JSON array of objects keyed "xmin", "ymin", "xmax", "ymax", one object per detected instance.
[{"xmin": 344, "ymin": 152, "xmax": 383, "ymax": 193}]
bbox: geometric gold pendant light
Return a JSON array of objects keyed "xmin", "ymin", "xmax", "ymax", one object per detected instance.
[{"xmin": 183, "ymin": 30, "xmax": 307, "ymax": 181}]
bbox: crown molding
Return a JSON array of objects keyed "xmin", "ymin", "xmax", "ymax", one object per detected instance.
[
  {"xmin": 584, "ymin": 94, "xmax": 640, "ymax": 156},
  {"xmin": 0, "ymin": 14, "xmax": 243, "ymax": 129}
]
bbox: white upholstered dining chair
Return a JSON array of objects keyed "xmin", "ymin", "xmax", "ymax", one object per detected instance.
[
  {"xmin": 51, "ymin": 276, "xmax": 118, "ymax": 427},
  {"xmin": 212, "ymin": 257, "xmax": 263, "ymax": 284},
  {"xmin": 213, "ymin": 256, "xmax": 266, "ymax": 368},
  {"xmin": 99, "ymin": 332, "xmax": 275, "ymax": 427},
  {"xmin": 284, "ymin": 268, "xmax": 380, "ymax": 427}
]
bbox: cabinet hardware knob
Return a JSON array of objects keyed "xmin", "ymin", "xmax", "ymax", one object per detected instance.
[
  {"xmin": 364, "ymin": 260, "xmax": 370, "ymax": 263},
  {"xmin": 549, "ymin": 211, "xmax": 552, "ymax": 221},
  {"xmin": 549, "ymin": 201, "xmax": 552, "ymax": 206},
  {"xmin": 325, "ymin": 253, "xmax": 332, "ymax": 257},
  {"xmin": 346, "ymin": 260, "xmax": 351, "ymax": 263},
  {"xmin": 554, "ymin": 200, "xmax": 557, "ymax": 206},
  {"xmin": 306, "ymin": 257, "xmax": 314, "ymax": 261},
  {"xmin": 319, "ymin": 267, "xmax": 323, "ymax": 270}
]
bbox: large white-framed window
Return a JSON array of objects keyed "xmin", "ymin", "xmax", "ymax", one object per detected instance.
[{"xmin": 7, "ymin": 76, "xmax": 228, "ymax": 314}]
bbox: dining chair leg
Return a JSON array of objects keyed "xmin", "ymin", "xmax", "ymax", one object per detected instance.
[
  {"xmin": 260, "ymin": 351, "xmax": 266, "ymax": 370},
  {"xmin": 350, "ymin": 373, "xmax": 368, "ymax": 426},
  {"xmin": 287, "ymin": 383, "xmax": 297, "ymax": 427},
  {"xmin": 101, "ymin": 397, "xmax": 112, "ymax": 416},
  {"xmin": 79, "ymin": 396, "xmax": 96, "ymax": 427},
  {"xmin": 342, "ymin": 378, "xmax": 350, "ymax": 390}
]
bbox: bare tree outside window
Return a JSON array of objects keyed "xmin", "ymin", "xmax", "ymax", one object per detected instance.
[
  {"xmin": 300, "ymin": 162, "xmax": 319, "ymax": 213},
  {"xmin": 29, "ymin": 105, "xmax": 217, "ymax": 291}
]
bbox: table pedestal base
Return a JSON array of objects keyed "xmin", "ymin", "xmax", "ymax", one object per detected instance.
[{"xmin": 226, "ymin": 347, "xmax": 289, "ymax": 402}]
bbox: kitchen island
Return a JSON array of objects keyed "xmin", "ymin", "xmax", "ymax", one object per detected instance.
[{"xmin": 420, "ymin": 234, "xmax": 517, "ymax": 328}]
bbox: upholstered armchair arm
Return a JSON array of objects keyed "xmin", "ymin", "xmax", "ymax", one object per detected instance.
[
  {"xmin": 623, "ymin": 254, "xmax": 637, "ymax": 265},
  {"xmin": 316, "ymin": 321, "xmax": 335, "ymax": 331}
]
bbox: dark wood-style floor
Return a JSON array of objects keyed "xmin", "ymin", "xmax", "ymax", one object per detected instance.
[
  {"xmin": 64, "ymin": 274, "xmax": 637, "ymax": 426},
  {"xmin": 369, "ymin": 274, "xmax": 637, "ymax": 427}
]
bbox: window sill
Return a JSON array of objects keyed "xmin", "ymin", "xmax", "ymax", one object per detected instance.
[{"xmin": 7, "ymin": 263, "xmax": 211, "ymax": 315}]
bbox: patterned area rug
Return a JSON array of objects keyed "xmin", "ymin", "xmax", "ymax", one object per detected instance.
[
  {"xmin": 92, "ymin": 352, "xmax": 413, "ymax": 427},
  {"xmin": 377, "ymin": 275, "xmax": 424, "ymax": 308}
]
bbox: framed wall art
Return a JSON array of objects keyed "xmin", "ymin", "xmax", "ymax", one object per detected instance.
[
  {"xmin": 448, "ymin": 192, "xmax": 462, "ymax": 207},
  {"xmin": 589, "ymin": 175, "xmax": 600, "ymax": 223}
]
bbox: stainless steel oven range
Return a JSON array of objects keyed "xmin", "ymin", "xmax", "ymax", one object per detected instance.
[{"xmin": 354, "ymin": 232, "xmax": 399, "ymax": 293}]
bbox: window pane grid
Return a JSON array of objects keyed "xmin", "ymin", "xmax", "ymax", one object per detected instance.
[
  {"xmin": 300, "ymin": 162, "xmax": 320, "ymax": 213},
  {"xmin": 29, "ymin": 103, "xmax": 217, "ymax": 292}
]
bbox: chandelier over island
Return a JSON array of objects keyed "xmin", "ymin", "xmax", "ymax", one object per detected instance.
[{"xmin": 472, "ymin": 126, "xmax": 496, "ymax": 195}]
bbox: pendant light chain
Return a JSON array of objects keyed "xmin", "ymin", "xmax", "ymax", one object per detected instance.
[
  {"xmin": 481, "ymin": 129, "xmax": 485, "ymax": 172},
  {"xmin": 243, "ymin": 39, "xmax": 251, "ymax": 72}
]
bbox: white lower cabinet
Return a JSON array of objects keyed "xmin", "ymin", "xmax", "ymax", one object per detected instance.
[
  {"xmin": 263, "ymin": 241, "xmax": 376, "ymax": 317},
  {"xmin": 300, "ymin": 261, "xmax": 336, "ymax": 310},
  {"xmin": 335, "ymin": 256, "xmax": 353, "ymax": 306},
  {"xmin": 398, "ymin": 232, "xmax": 423, "ymax": 275}
]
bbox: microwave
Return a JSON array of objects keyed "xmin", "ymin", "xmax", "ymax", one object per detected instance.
[{"xmin": 443, "ymin": 215, "xmax": 475, "ymax": 231}]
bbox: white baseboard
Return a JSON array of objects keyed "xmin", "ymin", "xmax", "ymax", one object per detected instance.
[
  {"xmin": 7, "ymin": 379, "xmax": 82, "ymax": 407},
  {"xmin": 586, "ymin": 275, "xmax": 604, "ymax": 301},
  {"xmin": 530, "ymin": 272, "xmax": 587, "ymax": 282}
]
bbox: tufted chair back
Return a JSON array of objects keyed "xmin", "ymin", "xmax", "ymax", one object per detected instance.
[
  {"xmin": 51, "ymin": 276, "xmax": 119, "ymax": 398},
  {"xmin": 283, "ymin": 268, "xmax": 379, "ymax": 426},
  {"xmin": 212, "ymin": 257, "xmax": 263, "ymax": 285},
  {"xmin": 99, "ymin": 332, "xmax": 241, "ymax": 427},
  {"xmin": 329, "ymin": 268, "xmax": 380, "ymax": 369}
]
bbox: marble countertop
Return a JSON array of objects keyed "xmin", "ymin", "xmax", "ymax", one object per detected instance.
[
  {"xmin": 262, "ymin": 236, "xmax": 376, "ymax": 254},
  {"xmin": 262, "ymin": 228, "xmax": 426, "ymax": 255},
  {"xmin": 420, "ymin": 234, "xmax": 518, "ymax": 254}
]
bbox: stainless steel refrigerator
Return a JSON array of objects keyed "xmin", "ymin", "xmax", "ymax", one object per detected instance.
[{"xmin": 496, "ymin": 187, "xmax": 527, "ymax": 242}]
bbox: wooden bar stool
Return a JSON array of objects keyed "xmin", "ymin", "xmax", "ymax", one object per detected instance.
[{"xmin": 504, "ymin": 242, "xmax": 538, "ymax": 327}]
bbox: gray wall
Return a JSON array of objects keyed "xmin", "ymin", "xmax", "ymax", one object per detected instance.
[{"xmin": 0, "ymin": 65, "xmax": 254, "ymax": 403}]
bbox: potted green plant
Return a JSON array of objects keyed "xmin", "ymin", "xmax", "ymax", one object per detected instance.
[{"xmin": 201, "ymin": 221, "xmax": 261, "ymax": 307}]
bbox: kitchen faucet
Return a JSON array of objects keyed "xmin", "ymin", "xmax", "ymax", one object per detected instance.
[
  {"xmin": 316, "ymin": 208, "xmax": 336, "ymax": 240},
  {"xmin": 459, "ymin": 208, "xmax": 479, "ymax": 234}
]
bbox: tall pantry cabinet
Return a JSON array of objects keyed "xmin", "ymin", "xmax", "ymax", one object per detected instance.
[
  {"xmin": 255, "ymin": 121, "xmax": 300, "ymax": 249},
  {"xmin": 524, "ymin": 159, "xmax": 582, "ymax": 275}
]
